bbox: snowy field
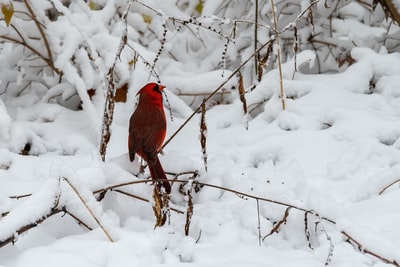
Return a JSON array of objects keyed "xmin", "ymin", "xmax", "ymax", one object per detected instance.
[
  {"xmin": 0, "ymin": 47, "xmax": 399, "ymax": 266},
  {"xmin": 0, "ymin": 0, "xmax": 400, "ymax": 266}
]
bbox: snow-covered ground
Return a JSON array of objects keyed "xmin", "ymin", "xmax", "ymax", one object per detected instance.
[{"xmin": 0, "ymin": 47, "xmax": 399, "ymax": 266}]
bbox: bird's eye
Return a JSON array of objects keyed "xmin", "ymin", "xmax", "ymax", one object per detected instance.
[{"xmin": 153, "ymin": 84, "xmax": 162, "ymax": 94}]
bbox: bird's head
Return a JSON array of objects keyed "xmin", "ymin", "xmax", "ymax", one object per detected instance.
[{"xmin": 137, "ymin": 83, "xmax": 165, "ymax": 96}]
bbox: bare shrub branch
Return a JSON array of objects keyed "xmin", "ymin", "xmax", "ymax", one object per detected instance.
[
  {"xmin": 342, "ymin": 231, "xmax": 400, "ymax": 267},
  {"xmin": 270, "ymin": 0, "xmax": 285, "ymax": 110},
  {"xmin": 237, "ymin": 71, "xmax": 248, "ymax": 127},
  {"xmin": 63, "ymin": 177, "xmax": 114, "ymax": 242},
  {"xmin": 200, "ymin": 99, "xmax": 208, "ymax": 171},
  {"xmin": 0, "ymin": 208, "xmax": 63, "ymax": 248},
  {"xmin": 379, "ymin": 178, "xmax": 400, "ymax": 195}
]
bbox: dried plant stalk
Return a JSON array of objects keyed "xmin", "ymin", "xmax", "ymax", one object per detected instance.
[
  {"xmin": 184, "ymin": 187, "xmax": 194, "ymax": 236},
  {"xmin": 258, "ymin": 42, "xmax": 273, "ymax": 82},
  {"xmin": 304, "ymin": 210, "xmax": 314, "ymax": 249},
  {"xmin": 200, "ymin": 99, "xmax": 208, "ymax": 171},
  {"xmin": 270, "ymin": 0, "xmax": 286, "ymax": 110},
  {"xmin": 254, "ymin": 0, "xmax": 259, "ymax": 78},
  {"xmin": 256, "ymin": 199, "xmax": 262, "ymax": 246},
  {"xmin": 374, "ymin": 0, "xmax": 400, "ymax": 25},
  {"xmin": 237, "ymin": 71, "xmax": 248, "ymax": 115},
  {"xmin": 99, "ymin": 2, "xmax": 130, "ymax": 161},
  {"xmin": 293, "ymin": 24, "xmax": 298, "ymax": 76},
  {"xmin": 151, "ymin": 22, "xmax": 167, "ymax": 77},
  {"xmin": 152, "ymin": 186, "xmax": 169, "ymax": 227},
  {"xmin": 263, "ymin": 207, "xmax": 291, "ymax": 240}
]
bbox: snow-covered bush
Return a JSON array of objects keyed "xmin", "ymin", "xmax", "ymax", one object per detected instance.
[
  {"xmin": 0, "ymin": 0, "xmax": 398, "ymax": 110},
  {"xmin": 0, "ymin": 1, "xmax": 400, "ymax": 266}
]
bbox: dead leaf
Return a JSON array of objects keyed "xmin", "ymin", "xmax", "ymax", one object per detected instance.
[{"xmin": 1, "ymin": 2, "xmax": 14, "ymax": 27}]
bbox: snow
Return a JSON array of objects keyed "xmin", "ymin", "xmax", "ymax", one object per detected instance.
[
  {"xmin": 0, "ymin": 0, "xmax": 400, "ymax": 266},
  {"xmin": 0, "ymin": 47, "xmax": 399, "ymax": 266}
]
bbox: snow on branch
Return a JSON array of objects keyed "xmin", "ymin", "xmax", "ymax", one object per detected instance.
[
  {"xmin": 1, "ymin": 175, "xmax": 399, "ymax": 267},
  {"xmin": 342, "ymin": 231, "xmax": 400, "ymax": 267},
  {"xmin": 63, "ymin": 177, "xmax": 114, "ymax": 242},
  {"xmin": 0, "ymin": 178, "xmax": 61, "ymax": 247}
]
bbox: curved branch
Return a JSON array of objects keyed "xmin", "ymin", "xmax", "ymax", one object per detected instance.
[
  {"xmin": 22, "ymin": 0, "xmax": 54, "ymax": 64},
  {"xmin": 0, "ymin": 34, "xmax": 61, "ymax": 75},
  {"xmin": 379, "ymin": 178, "xmax": 400, "ymax": 195}
]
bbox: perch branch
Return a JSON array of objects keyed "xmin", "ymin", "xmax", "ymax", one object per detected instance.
[
  {"xmin": 112, "ymin": 189, "xmax": 184, "ymax": 214},
  {"xmin": 93, "ymin": 178, "xmax": 335, "ymax": 224}
]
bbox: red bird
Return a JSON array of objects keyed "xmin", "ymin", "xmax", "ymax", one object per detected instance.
[{"xmin": 128, "ymin": 83, "xmax": 171, "ymax": 193}]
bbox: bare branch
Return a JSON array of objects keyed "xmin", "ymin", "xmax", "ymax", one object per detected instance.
[
  {"xmin": 342, "ymin": 231, "xmax": 400, "ymax": 267},
  {"xmin": 63, "ymin": 177, "xmax": 114, "ymax": 242}
]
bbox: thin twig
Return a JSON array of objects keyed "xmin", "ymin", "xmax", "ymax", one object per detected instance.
[
  {"xmin": 23, "ymin": 0, "xmax": 54, "ymax": 66},
  {"xmin": 271, "ymin": 0, "xmax": 285, "ymax": 110},
  {"xmin": 136, "ymin": 0, "xmax": 233, "ymax": 41},
  {"xmin": 162, "ymin": 38, "xmax": 274, "ymax": 149},
  {"xmin": 0, "ymin": 34, "xmax": 61, "ymax": 75},
  {"xmin": 63, "ymin": 177, "xmax": 114, "ymax": 242},
  {"xmin": 9, "ymin": 193, "xmax": 32, "ymax": 199},
  {"xmin": 162, "ymin": 0, "xmax": 319, "ymax": 148},
  {"xmin": 342, "ymin": 231, "xmax": 400, "ymax": 267},
  {"xmin": 112, "ymin": 188, "xmax": 184, "ymax": 214},
  {"xmin": 256, "ymin": 199, "xmax": 262, "ymax": 246},
  {"xmin": 200, "ymin": 99, "xmax": 208, "ymax": 171},
  {"xmin": 378, "ymin": 178, "xmax": 400, "ymax": 195},
  {"xmin": 94, "ymin": 178, "xmax": 335, "ymax": 224},
  {"xmin": 62, "ymin": 208, "xmax": 93, "ymax": 231},
  {"xmin": 254, "ymin": 0, "xmax": 259, "ymax": 77}
]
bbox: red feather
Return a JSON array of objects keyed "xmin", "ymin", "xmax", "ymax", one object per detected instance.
[{"xmin": 128, "ymin": 83, "xmax": 171, "ymax": 193}]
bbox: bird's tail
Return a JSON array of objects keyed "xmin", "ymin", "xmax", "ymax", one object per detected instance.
[{"xmin": 148, "ymin": 155, "xmax": 171, "ymax": 194}]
